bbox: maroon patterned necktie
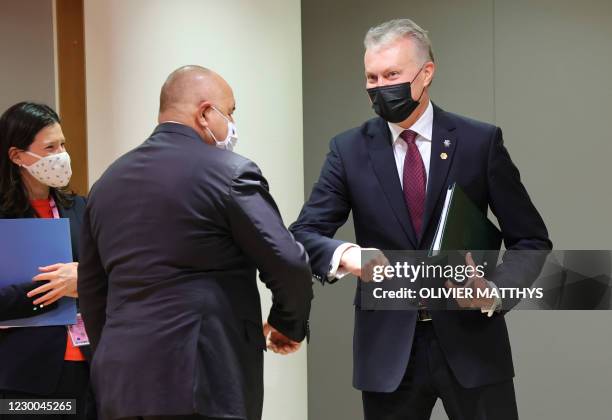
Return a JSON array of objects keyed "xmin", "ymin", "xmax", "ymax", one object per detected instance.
[{"xmin": 401, "ymin": 130, "xmax": 427, "ymax": 236}]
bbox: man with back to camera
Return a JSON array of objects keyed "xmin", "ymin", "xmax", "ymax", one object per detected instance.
[
  {"xmin": 290, "ymin": 19, "xmax": 551, "ymax": 420},
  {"xmin": 77, "ymin": 65, "xmax": 313, "ymax": 420}
]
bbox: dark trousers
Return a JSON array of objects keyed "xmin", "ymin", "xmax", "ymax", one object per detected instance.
[
  {"xmin": 0, "ymin": 361, "xmax": 93, "ymax": 420},
  {"xmin": 362, "ymin": 322, "xmax": 518, "ymax": 420}
]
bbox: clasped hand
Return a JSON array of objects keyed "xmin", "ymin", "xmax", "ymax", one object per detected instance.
[{"xmin": 263, "ymin": 322, "xmax": 301, "ymax": 355}]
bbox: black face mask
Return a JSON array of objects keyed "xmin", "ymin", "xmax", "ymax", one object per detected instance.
[{"xmin": 366, "ymin": 66, "xmax": 425, "ymax": 123}]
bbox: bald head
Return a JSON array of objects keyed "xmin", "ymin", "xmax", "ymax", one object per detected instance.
[
  {"xmin": 157, "ymin": 65, "xmax": 236, "ymax": 145},
  {"xmin": 159, "ymin": 65, "xmax": 230, "ymax": 114}
]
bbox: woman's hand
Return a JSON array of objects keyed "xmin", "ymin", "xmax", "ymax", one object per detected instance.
[{"xmin": 26, "ymin": 262, "xmax": 79, "ymax": 306}]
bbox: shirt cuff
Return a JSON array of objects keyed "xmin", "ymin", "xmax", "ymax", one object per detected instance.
[
  {"xmin": 481, "ymin": 280, "xmax": 502, "ymax": 317},
  {"xmin": 328, "ymin": 243, "xmax": 358, "ymax": 280}
]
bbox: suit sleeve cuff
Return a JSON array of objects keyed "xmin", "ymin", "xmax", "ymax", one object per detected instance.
[{"xmin": 267, "ymin": 312, "xmax": 309, "ymax": 343}]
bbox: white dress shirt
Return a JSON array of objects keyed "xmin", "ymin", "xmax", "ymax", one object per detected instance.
[{"xmin": 326, "ymin": 101, "xmax": 501, "ymax": 316}]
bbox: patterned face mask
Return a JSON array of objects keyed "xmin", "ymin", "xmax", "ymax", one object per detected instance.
[{"xmin": 21, "ymin": 151, "xmax": 72, "ymax": 188}]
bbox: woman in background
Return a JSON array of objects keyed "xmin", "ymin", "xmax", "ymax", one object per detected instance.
[{"xmin": 0, "ymin": 102, "xmax": 94, "ymax": 420}]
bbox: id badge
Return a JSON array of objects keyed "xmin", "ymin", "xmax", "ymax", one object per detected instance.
[{"xmin": 67, "ymin": 313, "xmax": 90, "ymax": 347}]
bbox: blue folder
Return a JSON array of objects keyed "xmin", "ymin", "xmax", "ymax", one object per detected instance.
[{"xmin": 0, "ymin": 218, "xmax": 77, "ymax": 327}]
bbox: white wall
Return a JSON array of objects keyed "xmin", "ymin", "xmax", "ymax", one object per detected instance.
[{"xmin": 83, "ymin": 1, "xmax": 307, "ymax": 419}]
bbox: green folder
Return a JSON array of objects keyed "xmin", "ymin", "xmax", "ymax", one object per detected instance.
[{"xmin": 430, "ymin": 183, "xmax": 502, "ymax": 276}]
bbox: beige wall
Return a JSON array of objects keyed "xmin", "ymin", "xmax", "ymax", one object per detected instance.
[
  {"xmin": 83, "ymin": 1, "xmax": 307, "ymax": 419},
  {"xmin": 0, "ymin": 0, "xmax": 56, "ymax": 112}
]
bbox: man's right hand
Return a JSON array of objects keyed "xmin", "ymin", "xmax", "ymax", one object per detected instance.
[
  {"xmin": 263, "ymin": 322, "xmax": 302, "ymax": 355},
  {"xmin": 339, "ymin": 246, "xmax": 362, "ymax": 277},
  {"xmin": 339, "ymin": 247, "xmax": 390, "ymax": 280}
]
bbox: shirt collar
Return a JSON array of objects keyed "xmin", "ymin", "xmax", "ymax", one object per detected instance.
[{"xmin": 387, "ymin": 100, "xmax": 433, "ymax": 144}]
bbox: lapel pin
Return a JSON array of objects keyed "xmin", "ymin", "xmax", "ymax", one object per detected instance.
[
  {"xmin": 440, "ymin": 152, "xmax": 448, "ymax": 160},
  {"xmin": 443, "ymin": 139, "xmax": 451, "ymax": 148}
]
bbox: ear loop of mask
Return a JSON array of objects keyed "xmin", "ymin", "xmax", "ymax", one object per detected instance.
[
  {"xmin": 17, "ymin": 150, "xmax": 42, "ymax": 168},
  {"xmin": 202, "ymin": 107, "xmax": 219, "ymax": 142},
  {"xmin": 205, "ymin": 126, "xmax": 218, "ymax": 142},
  {"xmin": 203, "ymin": 106, "xmax": 230, "ymax": 143},
  {"xmin": 25, "ymin": 151, "xmax": 44, "ymax": 161},
  {"xmin": 412, "ymin": 64, "xmax": 427, "ymax": 103}
]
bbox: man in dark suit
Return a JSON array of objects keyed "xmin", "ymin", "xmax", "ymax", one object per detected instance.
[
  {"xmin": 290, "ymin": 19, "xmax": 551, "ymax": 420},
  {"xmin": 78, "ymin": 65, "xmax": 313, "ymax": 420}
]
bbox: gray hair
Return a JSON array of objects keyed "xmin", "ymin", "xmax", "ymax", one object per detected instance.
[{"xmin": 364, "ymin": 18, "xmax": 434, "ymax": 63}]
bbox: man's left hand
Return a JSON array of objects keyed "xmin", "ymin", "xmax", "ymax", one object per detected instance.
[{"xmin": 445, "ymin": 252, "xmax": 497, "ymax": 312}]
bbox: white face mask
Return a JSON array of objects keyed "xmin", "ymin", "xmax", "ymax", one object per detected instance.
[
  {"xmin": 21, "ymin": 151, "xmax": 72, "ymax": 188},
  {"xmin": 206, "ymin": 106, "xmax": 238, "ymax": 151}
]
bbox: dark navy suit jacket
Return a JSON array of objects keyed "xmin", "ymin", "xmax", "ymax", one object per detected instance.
[
  {"xmin": 0, "ymin": 195, "xmax": 89, "ymax": 395},
  {"xmin": 290, "ymin": 104, "xmax": 552, "ymax": 392},
  {"xmin": 0, "ymin": 283, "xmax": 59, "ymax": 321},
  {"xmin": 78, "ymin": 123, "xmax": 312, "ymax": 420}
]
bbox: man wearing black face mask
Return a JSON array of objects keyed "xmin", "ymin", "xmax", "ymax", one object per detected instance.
[{"xmin": 290, "ymin": 18, "xmax": 551, "ymax": 420}]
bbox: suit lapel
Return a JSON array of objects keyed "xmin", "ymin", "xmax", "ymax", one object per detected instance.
[
  {"xmin": 421, "ymin": 105, "xmax": 458, "ymax": 246},
  {"xmin": 366, "ymin": 118, "xmax": 418, "ymax": 248},
  {"xmin": 57, "ymin": 202, "xmax": 80, "ymax": 261}
]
